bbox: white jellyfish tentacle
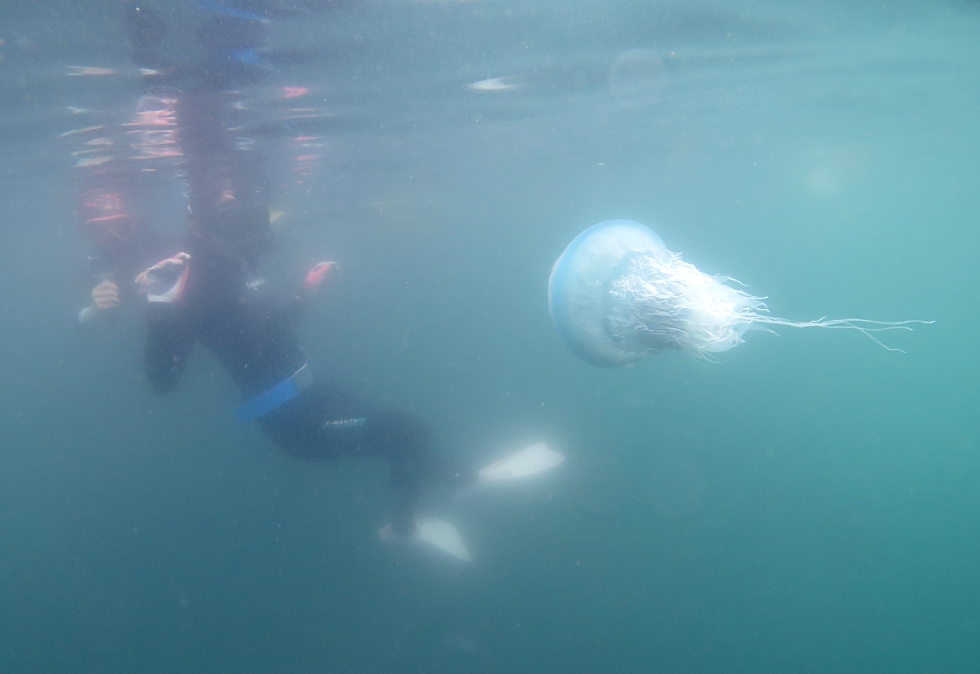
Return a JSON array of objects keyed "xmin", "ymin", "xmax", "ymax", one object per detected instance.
[
  {"xmin": 605, "ymin": 250, "xmax": 932, "ymax": 358},
  {"xmin": 743, "ymin": 315, "xmax": 933, "ymax": 353},
  {"xmin": 606, "ymin": 251, "xmax": 764, "ymax": 358}
]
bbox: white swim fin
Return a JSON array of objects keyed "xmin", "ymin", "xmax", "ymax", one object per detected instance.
[
  {"xmin": 379, "ymin": 517, "xmax": 472, "ymax": 562},
  {"xmin": 477, "ymin": 441, "xmax": 566, "ymax": 485}
]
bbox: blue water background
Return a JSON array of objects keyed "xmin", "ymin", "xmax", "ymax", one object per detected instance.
[{"xmin": 0, "ymin": 1, "xmax": 978, "ymax": 672}]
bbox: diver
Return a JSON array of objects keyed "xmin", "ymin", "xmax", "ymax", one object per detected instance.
[
  {"xmin": 137, "ymin": 204, "xmax": 442, "ymax": 542},
  {"xmin": 107, "ymin": 0, "xmax": 563, "ymax": 560},
  {"xmin": 135, "ymin": 75, "xmax": 562, "ymax": 558},
  {"xmin": 136, "ymin": 203, "xmax": 564, "ymax": 560},
  {"xmin": 76, "ymin": 0, "xmax": 311, "ymax": 326},
  {"xmin": 73, "ymin": 91, "xmax": 185, "ymax": 327}
]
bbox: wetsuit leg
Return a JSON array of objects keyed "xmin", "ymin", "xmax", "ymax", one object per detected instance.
[
  {"xmin": 358, "ymin": 409, "xmax": 430, "ymax": 535},
  {"xmin": 262, "ymin": 383, "xmax": 475, "ymax": 535}
]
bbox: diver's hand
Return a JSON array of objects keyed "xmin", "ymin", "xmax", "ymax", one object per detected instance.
[
  {"xmin": 304, "ymin": 261, "xmax": 338, "ymax": 292},
  {"xmin": 136, "ymin": 253, "xmax": 191, "ymax": 303},
  {"xmin": 78, "ymin": 280, "xmax": 120, "ymax": 325},
  {"xmin": 91, "ymin": 280, "xmax": 120, "ymax": 311}
]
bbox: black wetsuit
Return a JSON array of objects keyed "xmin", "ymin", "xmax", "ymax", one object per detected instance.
[
  {"xmin": 144, "ymin": 245, "xmax": 468, "ymax": 534},
  {"xmin": 127, "ymin": 1, "xmax": 472, "ymax": 534}
]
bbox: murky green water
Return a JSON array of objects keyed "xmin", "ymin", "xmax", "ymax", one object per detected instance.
[{"xmin": 1, "ymin": 1, "xmax": 978, "ymax": 672}]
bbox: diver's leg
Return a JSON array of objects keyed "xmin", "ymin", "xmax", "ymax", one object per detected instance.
[
  {"xmin": 358, "ymin": 410, "xmax": 431, "ymax": 536},
  {"xmin": 264, "ymin": 386, "xmax": 474, "ymax": 559},
  {"xmin": 361, "ymin": 413, "xmax": 477, "ymax": 561},
  {"xmin": 265, "ymin": 387, "xmax": 437, "ymax": 531}
]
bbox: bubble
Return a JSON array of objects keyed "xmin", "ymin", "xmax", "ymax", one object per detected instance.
[
  {"xmin": 648, "ymin": 457, "xmax": 705, "ymax": 519},
  {"xmin": 609, "ymin": 49, "xmax": 668, "ymax": 109}
]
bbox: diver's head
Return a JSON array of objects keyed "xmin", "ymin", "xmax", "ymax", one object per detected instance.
[{"xmin": 193, "ymin": 203, "xmax": 275, "ymax": 267}]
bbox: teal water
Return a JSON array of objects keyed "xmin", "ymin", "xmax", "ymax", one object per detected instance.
[{"xmin": 1, "ymin": 1, "xmax": 978, "ymax": 672}]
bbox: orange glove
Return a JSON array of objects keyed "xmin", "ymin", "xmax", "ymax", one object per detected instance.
[
  {"xmin": 136, "ymin": 253, "xmax": 191, "ymax": 303},
  {"xmin": 304, "ymin": 261, "xmax": 338, "ymax": 292}
]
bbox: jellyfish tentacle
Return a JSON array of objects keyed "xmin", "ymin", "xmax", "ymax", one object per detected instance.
[
  {"xmin": 745, "ymin": 316, "xmax": 933, "ymax": 352},
  {"xmin": 609, "ymin": 252, "xmax": 931, "ymax": 356}
]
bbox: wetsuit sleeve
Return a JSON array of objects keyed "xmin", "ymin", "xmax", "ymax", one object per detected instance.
[
  {"xmin": 144, "ymin": 302, "xmax": 194, "ymax": 394},
  {"xmin": 283, "ymin": 292, "xmax": 307, "ymax": 330},
  {"xmin": 287, "ymin": 274, "xmax": 337, "ymax": 323}
]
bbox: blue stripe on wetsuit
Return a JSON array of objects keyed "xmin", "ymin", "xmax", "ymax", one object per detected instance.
[{"xmin": 235, "ymin": 363, "xmax": 311, "ymax": 422}]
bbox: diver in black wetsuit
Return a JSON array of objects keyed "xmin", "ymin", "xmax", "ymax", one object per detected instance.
[
  {"xmin": 71, "ymin": 2, "xmax": 247, "ymax": 325},
  {"xmin": 138, "ymin": 212, "xmax": 471, "ymax": 538},
  {"xmin": 124, "ymin": 0, "xmax": 563, "ymax": 560},
  {"xmin": 76, "ymin": 0, "xmax": 321, "ymax": 324},
  {"xmin": 119, "ymin": 0, "xmax": 473, "ymax": 538}
]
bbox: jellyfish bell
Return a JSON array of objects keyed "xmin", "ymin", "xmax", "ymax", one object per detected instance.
[
  {"xmin": 548, "ymin": 219, "xmax": 929, "ymax": 366},
  {"xmin": 549, "ymin": 219, "xmax": 665, "ymax": 366}
]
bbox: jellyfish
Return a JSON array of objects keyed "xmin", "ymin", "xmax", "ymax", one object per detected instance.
[{"xmin": 548, "ymin": 219, "xmax": 929, "ymax": 366}]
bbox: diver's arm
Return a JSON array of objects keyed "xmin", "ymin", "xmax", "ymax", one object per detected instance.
[
  {"xmin": 304, "ymin": 262, "xmax": 337, "ymax": 293},
  {"xmin": 138, "ymin": 253, "xmax": 194, "ymax": 394},
  {"xmin": 284, "ymin": 261, "xmax": 338, "ymax": 326},
  {"xmin": 299, "ymin": 261, "xmax": 338, "ymax": 307},
  {"xmin": 144, "ymin": 303, "xmax": 194, "ymax": 394}
]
